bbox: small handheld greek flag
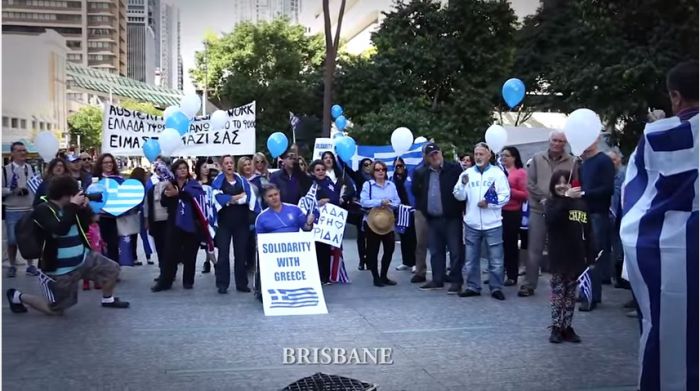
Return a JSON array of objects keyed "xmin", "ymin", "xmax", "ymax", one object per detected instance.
[
  {"xmin": 26, "ymin": 174, "xmax": 43, "ymax": 195},
  {"xmin": 577, "ymin": 267, "xmax": 593, "ymax": 305},
  {"xmin": 298, "ymin": 183, "xmax": 318, "ymax": 215},
  {"xmin": 396, "ymin": 204, "xmax": 413, "ymax": 234},
  {"xmin": 484, "ymin": 182, "xmax": 499, "ymax": 204}
]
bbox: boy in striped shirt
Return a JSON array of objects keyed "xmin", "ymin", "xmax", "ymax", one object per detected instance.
[{"xmin": 6, "ymin": 176, "xmax": 130, "ymax": 315}]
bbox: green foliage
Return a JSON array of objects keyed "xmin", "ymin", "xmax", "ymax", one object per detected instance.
[
  {"xmin": 190, "ymin": 18, "xmax": 325, "ymax": 151},
  {"xmin": 68, "ymin": 105, "xmax": 103, "ymax": 149},
  {"xmin": 121, "ymin": 99, "xmax": 163, "ymax": 116},
  {"xmin": 515, "ymin": 0, "xmax": 699, "ymax": 154}
]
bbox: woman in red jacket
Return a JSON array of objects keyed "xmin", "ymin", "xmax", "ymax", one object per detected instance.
[{"xmin": 501, "ymin": 146, "xmax": 528, "ymax": 286}]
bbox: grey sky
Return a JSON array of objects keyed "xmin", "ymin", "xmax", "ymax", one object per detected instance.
[{"xmin": 176, "ymin": 0, "xmax": 540, "ymax": 94}]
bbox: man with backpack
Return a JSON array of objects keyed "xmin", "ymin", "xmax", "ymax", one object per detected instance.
[
  {"xmin": 2, "ymin": 141, "xmax": 39, "ymax": 278},
  {"xmin": 6, "ymin": 176, "xmax": 129, "ymax": 315}
]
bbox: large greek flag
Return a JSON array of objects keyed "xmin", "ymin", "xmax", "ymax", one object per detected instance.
[
  {"xmin": 620, "ymin": 109, "xmax": 698, "ymax": 391},
  {"xmin": 352, "ymin": 143, "xmax": 426, "ymax": 178}
]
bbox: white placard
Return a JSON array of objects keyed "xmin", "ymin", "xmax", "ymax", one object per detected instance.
[
  {"xmin": 102, "ymin": 101, "xmax": 256, "ymax": 156},
  {"xmin": 313, "ymin": 203, "xmax": 347, "ymax": 247},
  {"xmin": 312, "ymin": 138, "xmax": 334, "ymax": 161},
  {"xmin": 257, "ymin": 232, "xmax": 328, "ymax": 316}
]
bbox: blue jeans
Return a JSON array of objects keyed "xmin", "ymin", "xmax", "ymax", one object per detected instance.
[
  {"xmin": 589, "ymin": 212, "xmax": 611, "ymax": 302},
  {"xmin": 464, "ymin": 224, "xmax": 504, "ymax": 292},
  {"xmin": 4, "ymin": 210, "xmax": 28, "ymax": 246},
  {"xmin": 427, "ymin": 217, "xmax": 462, "ymax": 285}
]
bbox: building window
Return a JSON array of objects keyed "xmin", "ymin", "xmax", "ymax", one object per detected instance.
[
  {"xmin": 32, "ymin": 120, "xmax": 37, "ymax": 129},
  {"xmin": 47, "ymin": 123, "xmax": 52, "ymax": 130},
  {"xmin": 20, "ymin": 119, "xmax": 26, "ymax": 129},
  {"xmin": 39, "ymin": 122, "xmax": 45, "ymax": 130},
  {"xmin": 67, "ymin": 53, "xmax": 82, "ymax": 61},
  {"xmin": 11, "ymin": 118, "xmax": 18, "ymax": 128},
  {"xmin": 67, "ymin": 40, "xmax": 81, "ymax": 49},
  {"xmin": 2, "ymin": 117, "xmax": 9, "ymax": 127}
]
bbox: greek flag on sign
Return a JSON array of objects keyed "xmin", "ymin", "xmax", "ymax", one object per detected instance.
[
  {"xmin": 298, "ymin": 183, "xmax": 318, "ymax": 215},
  {"xmin": 26, "ymin": 174, "xmax": 43, "ymax": 195},
  {"xmin": 577, "ymin": 267, "xmax": 593, "ymax": 305},
  {"xmin": 267, "ymin": 287, "xmax": 319, "ymax": 308}
]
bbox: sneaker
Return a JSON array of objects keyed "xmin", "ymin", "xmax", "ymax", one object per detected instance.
[
  {"xmin": 25, "ymin": 265, "xmax": 39, "ymax": 276},
  {"xmin": 410, "ymin": 275, "xmax": 426, "ymax": 283},
  {"xmin": 101, "ymin": 297, "xmax": 130, "ymax": 308},
  {"xmin": 419, "ymin": 281, "xmax": 444, "ymax": 290},
  {"xmin": 133, "ymin": 261, "xmax": 143, "ymax": 266},
  {"xmin": 562, "ymin": 326, "xmax": 581, "ymax": 343},
  {"xmin": 517, "ymin": 286, "xmax": 534, "ymax": 297},
  {"xmin": 395, "ymin": 264, "xmax": 410, "ymax": 271},
  {"xmin": 491, "ymin": 290, "xmax": 506, "ymax": 301},
  {"xmin": 7, "ymin": 266, "xmax": 17, "ymax": 278},
  {"xmin": 458, "ymin": 289, "xmax": 480, "ymax": 298},
  {"xmin": 6, "ymin": 289, "xmax": 27, "ymax": 313},
  {"xmin": 504, "ymin": 279, "xmax": 517, "ymax": 287},
  {"xmin": 447, "ymin": 284, "xmax": 461, "ymax": 295},
  {"xmin": 549, "ymin": 326, "xmax": 563, "ymax": 343}
]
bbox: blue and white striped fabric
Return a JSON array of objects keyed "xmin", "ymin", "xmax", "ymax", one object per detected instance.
[
  {"xmin": 26, "ymin": 174, "xmax": 42, "ymax": 195},
  {"xmin": 577, "ymin": 267, "xmax": 593, "ymax": 305},
  {"xmin": 37, "ymin": 270, "xmax": 56, "ymax": 303},
  {"xmin": 352, "ymin": 143, "xmax": 427, "ymax": 178},
  {"xmin": 267, "ymin": 287, "xmax": 319, "ymax": 308},
  {"xmin": 298, "ymin": 182, "xmax": 318, "ymax": 215},
  {"xmin": 198, "ymin": 184, "xmax": 217, "ymax": 237},
  {"xmin": 98, "ymin": 178, "xmax": 145, "ymax": 217},
  {"xmin": 396, "ymin": 204, "xmax": 412, "ymax": 234},
  {"xmin": 620, "ymin": 109, "xmax": 698, "ymax": 391}
]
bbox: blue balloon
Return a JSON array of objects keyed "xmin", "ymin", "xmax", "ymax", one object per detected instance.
[
  {"xmin": 334, "ymin": 136, "xmax": 356, "ymax": 164},
  {"xmin": 335, "ymin": 115, "xmax": 348, "ymax": 131},
  {"xmin": 164, "ymin": 110, "xmax": 190, "ymax": 136},
  {"xmin": 267, "ymin": 132, "xmax": 289, "ymax": 158},
  {"xmin": 143, "ymin": 139, "xmax": 161, "ymax": 163},
  {"xmin": 331, "ymin": 104, "xmax": 343, "ymax": 119},
  {"xmin": 86, "ymin": 183, "xmax": 108, "ymax": 213},
  {"xmin": 502, "ymin": 78, "xmax": 526, "ymax": 109}
]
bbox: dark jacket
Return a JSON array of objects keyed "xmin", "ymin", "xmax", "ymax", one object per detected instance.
[
  {"xmin": 270, "ymin": 169, "xmax": 312, "ymax": 205},
  {"xmin": 313, "ymin": 177, "xmax": 342, "ymax": 206},
  {"xmin": 580, "ymin": 152, "xmax": 615, "ymax": 214},
  {"xmin": 413, "ymin": 161, "xmax": 464, "ymax": 218},
  {"xmin": 33, "ymin": 201, "xmax": 91, "ymax": 273},
  {"xmin": 545, "ymin": 196, "xmax": 596, "ymax": 277}
]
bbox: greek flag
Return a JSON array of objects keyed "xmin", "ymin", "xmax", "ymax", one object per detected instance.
[
  {"xmin": 26, "ymin": 174, "xmax": 42, "ymax": 195},
  {"xmin": 267, "ymin": 287, "xmax": 319, "ymax": 308},
  {"xmin": 37, "ymin": 270, "xmax": 56, "ymax": 304},
  {"xmin": 396, "ymin": 204, "xmax": 412, "ymax": 234},
  {"xmin": 620, "ymin": 109, "xmax": 698, "ymax": 391},
  {"xmin": 577, "ymin": 267, "xmax": 593, "ymax": 305},
  {"xmin": 353, "ymin": 143, "xmax": 427, "ymax": 178},
  {"xmin": 298, "ymin": 182, "xmax": 318, "ymax": 215}
]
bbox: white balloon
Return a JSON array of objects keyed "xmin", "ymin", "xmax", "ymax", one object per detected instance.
[
  {"xmin": 564, "ymin": 108, "xmax": 602, "ymax": 156},
  {"xmin": 34, "ymin": 131, "xmax": 59, "ymax": 161},
  {"xmin": 163, "ymin": 105, "xmax": 179, "ymax": 120},
  {"xmin": 210, "ymin": 110, "xmax": 229, "ymax": 130},
  {"xmin": 159, "ymin": 128, "xmax": 183, "ymax": 156},
  {"xmin": 179, "ymin": 94, "xmax": 202, "ymax": 118},
  {"xmin": 485, "ymin": 124, "xmax": 508, "ymax": 153},
  {"xmin": 414, "ymin": 136, "xmax": 428, "ymax": 144},
  {"xmin": 391, "ymin": 127, "xmax": 414, "ymax": 155}
]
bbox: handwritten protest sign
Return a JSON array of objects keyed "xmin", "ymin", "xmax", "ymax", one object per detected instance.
[
  {"xmin": 257, "ymin": 232, "xmax": 328, "ymax": 316},
  {"xmin": 312, "ymin": 138, "xmax": 334, "ymax": 161},
  {"xmin": 313, "ymin": 203, "xmax": 347, "ymax": 247},
  {"xmin": 102, "ymin": 101, "xmax": 256, "ymax": 156}
]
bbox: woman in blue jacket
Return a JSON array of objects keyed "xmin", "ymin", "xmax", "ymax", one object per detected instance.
[{"xmin": 309, "ymin": 160, "xmax": 341, "ymax": 284}]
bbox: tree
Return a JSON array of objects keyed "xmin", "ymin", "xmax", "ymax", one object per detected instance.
[
  {"xmin": 322, "ymin": 0, "xmax": 346, "ymax": 137},
  {"xmin": 67, "ymin": 100, "xmax": 162, "ymax": 150},
  {"xmin": 336, "ymin": 0, "xmax": 517, "ymax": 152},
  {"xmin": 190, "ymin": 19, "xmax": 325, "ymax": 151},
  {"xmin": 515, "ymin": 0, "xmax": 699, "ymax": 153}
]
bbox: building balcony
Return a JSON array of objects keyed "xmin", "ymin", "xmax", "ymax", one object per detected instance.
[
  {"xmin": 1, "ymin": 17, "xmax": 81, "ymax": 28},
  {"xmin": 2, "ymin": 0, "xmax": 82, "ymax": 11}
]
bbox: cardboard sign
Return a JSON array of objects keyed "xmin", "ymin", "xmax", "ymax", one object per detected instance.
[
  {"xmin": 102, "ymin": 102, "xmax": 256, "ymax": 156},
  {"xmin": 313, "ymin": 203, "xmax": 347, "ymax": 247},
  {"xmin": 257, "ymin": 232, "xmax": 328, "ymax": 316},
  {"xmin": 312, "ymin": 138, "xmax": 334, "ymax": 161}
]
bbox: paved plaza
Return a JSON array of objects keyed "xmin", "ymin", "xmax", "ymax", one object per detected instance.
[{"xmin": 3, "ymin": 240, "xmax": 639, "ymax": 391}]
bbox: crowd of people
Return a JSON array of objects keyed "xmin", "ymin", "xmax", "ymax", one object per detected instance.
[{"xmin": 3, "ymin": 60, "xmax": 697, "ymax": 391}]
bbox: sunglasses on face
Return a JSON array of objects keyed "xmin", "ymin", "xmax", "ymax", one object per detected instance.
[
  {"xmin": 395, "ymin": 164, "xmax": 405, "ymax": 169},
  {"xmin": 363, "ymin": 162, "xmax": 371, "ymax": 167},
  {"xmin": 374, "ymin": 168, "xmax": 386, "ymax": 172},
  {"xmin": 254, "ymin": 160, "xmax": 264, "ymax": 164}
]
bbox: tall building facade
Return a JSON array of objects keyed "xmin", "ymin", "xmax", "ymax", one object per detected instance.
[
  {"xmin": 233, "ymin": 0, "xmax": 301, "ymax": 26},
  {"xmin": 159, "ymin": 1, "xmax": 180, "ymax": 90},
  {"xmin": 127, "ymin": 0, "xmax": 156, "ymax": 84},
  {"xmin": 2, "ymin": 0, "xmax": 128, "ymax": 75}
]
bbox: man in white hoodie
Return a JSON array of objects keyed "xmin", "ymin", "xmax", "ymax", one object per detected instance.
[{"xmin": 453, "ymin": 142, "xmax": 511, "ymax": 300}]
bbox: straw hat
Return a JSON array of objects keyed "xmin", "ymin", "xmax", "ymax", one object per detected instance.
[{"xmin": 367, "ymin": 207, "xmax": 395, "ymax": 235}]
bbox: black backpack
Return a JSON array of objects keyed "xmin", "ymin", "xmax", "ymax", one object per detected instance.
[{"xmin": 14, "ymin": 204, "xmax": 57, "ymax": 260}]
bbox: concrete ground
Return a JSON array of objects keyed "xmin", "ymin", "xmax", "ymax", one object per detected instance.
[{"xmin": 3, "ymin": 240, "xmax": 639, "ymax": 391}]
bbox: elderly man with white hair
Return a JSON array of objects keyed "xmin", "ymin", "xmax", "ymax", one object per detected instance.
[{"xmin": 518, "ymin": 131, "xmax": 576, "ymax": 297}]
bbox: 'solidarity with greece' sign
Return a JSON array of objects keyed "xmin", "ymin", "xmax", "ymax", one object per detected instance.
[
  {"xmin": 102, "ymin": 101, "xmax": 256, "ymax": 156},
  {"xmin": 257, "ymin": 231, "xmax": 328, "ymax": 317}
]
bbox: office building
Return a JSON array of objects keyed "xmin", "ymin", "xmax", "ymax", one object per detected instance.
[{"xmin": 127, "ymin": 0, "xmax": 156, "ymax": 84}]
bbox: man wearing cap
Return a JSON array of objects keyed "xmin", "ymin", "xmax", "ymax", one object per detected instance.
[
  {"xmin": 414, "ymin": 143, "xmax": 464, "ymax": 292},
  {"xmin": 67, "ymin": 154, "xmax": 92, "ymax": 190}
]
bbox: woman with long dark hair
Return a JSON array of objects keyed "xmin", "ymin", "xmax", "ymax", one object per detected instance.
[
  {"xmin": 151, "ymin": 159, "xmax": 214, "ymax": 291},
  {"xmin": 501, "ymin": 146, "xmax": 528, "ymax": 286},
  {"xmin": 92, "ymin": 153, "xmax": 122, "ymax": 262},
  {"xmin": 390, "ymin": 156, "xmax": 416, "ymax": 271},
  {"xmin": 32, "ymin": 158, "xmax": 67, "ymax": 206},
  {"xmin": 309, "ymin": 159, "xmax": 342, "ymax": 284}
]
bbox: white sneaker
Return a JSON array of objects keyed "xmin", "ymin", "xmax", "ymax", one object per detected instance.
[
  {"xmin": 396, "ymin": 265, "xmax": 410, "ymax": 271},
  {"xmin": 411, "ymin": 266, "xmax": 416, "ymax": 273}
]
